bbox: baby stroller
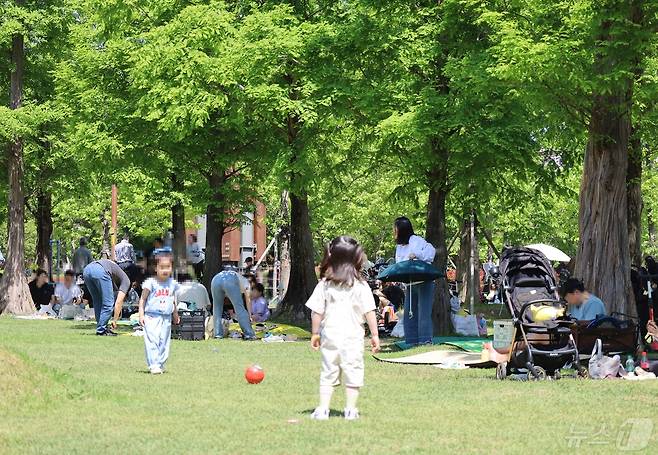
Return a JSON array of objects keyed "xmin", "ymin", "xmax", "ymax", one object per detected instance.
[{"xmin": 496, "ymin": 247, "xmax": 585, "ymax": 380}]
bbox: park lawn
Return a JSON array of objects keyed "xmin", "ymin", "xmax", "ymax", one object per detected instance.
[{"xmin": 1, "ymin": 318, "xmax": 657, "ymax": 455}]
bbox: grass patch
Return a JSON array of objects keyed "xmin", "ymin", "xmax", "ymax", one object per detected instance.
[{"xmin": 0, "ymin": 317, "xmax": 657, "ymax": 454}]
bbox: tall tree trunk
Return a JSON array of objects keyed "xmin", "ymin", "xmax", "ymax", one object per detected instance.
[
  {"xmin": 425, "ymin": 148, "xmax": 451, "ymax": 335},
  {"xmin": 0, "ymin": 22, "xmax": 34, "ymax": 315},
  {"xmin": 36, "ymin": 191, "xmax": 53, "ymax": 272},
  {"xmin": 575, "ymin": 5, "xmax": 642, "ymax": 316},
  {"xmin": 627, "ymin": 131, "xmax": 643, "ymax": 267},
  {"xmin": 171, "ymin": 175, "xmax": 187, "ymax": 274},
  {"xmin": 576, "ymin": 93, "xmax": 633, "ymax": 315},
  {"xmin": 278, "ymin": 190, "xmax": 291, "ymax": 297},
  {"xmin": 100, "ymin": 209, "xmax": 111, "ymax": 259},
  {"xmin": 203, "ymin": 171, "xmax": 225, "ymax": 292},
  {"xmin": 276, "ymin": 190, "xmax": 317, "ymax": 322},
  {"xmin": 649, "ymin": 207, "xmax": 657, "ymax": 249},
  {"xmin": 457, "ymin": 213, "xmax": 480, "ymax": 309}
]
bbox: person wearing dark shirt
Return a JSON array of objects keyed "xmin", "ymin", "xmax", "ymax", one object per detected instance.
[
  {"xmin": 83, "ymin": 259, "xmax": 130, "ymax": 336},
  {"xmin": 28, "ymin": 269, "xmax": 54, "ymax": 310},
  {"xmin": 381, "ymin": 282, "xmax": 405, "ymax": 311}
]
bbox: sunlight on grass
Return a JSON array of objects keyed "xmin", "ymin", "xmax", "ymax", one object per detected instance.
[{"xmin": 1, "ymin": 318, "xmax": 657, "ymax": 454}]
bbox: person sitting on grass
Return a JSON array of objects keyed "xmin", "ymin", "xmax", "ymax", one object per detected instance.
[
  {"xmin": 138, "ymin": 253, "xmax": 180, "ymax": 375},
  {"xmin": 306, "ymin": 235, "xmax": 380, "ymax": 421},
  {"xmin": 562, "ymin": 278, "xmax": 607, "ymax": 321},
  {"xmin": 250, "ymin": 283, "xmax": 270, "ymax": 323},
  {"xmin": 176, "ymin": 274, "xmax": 210, "ymax": 312},
  {"xmin": 53, "ymin": 270, "xmax": 84, "ymax": 313},
  {"xmin": 29, "ymin": 269, "xmax": 54, "ymax": 311}
]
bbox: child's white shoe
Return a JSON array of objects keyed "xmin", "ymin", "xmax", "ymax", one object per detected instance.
[
  {"xmin": 310, "ymin": 407, "xmax": 330, "ymax": 421},
  {"xmin": 344, "ymin": 408, "xmax": 360, "ymax": 421},
  {"xmin": 150, "ymin": 366, "xmax": 163, "ymax": 375}
]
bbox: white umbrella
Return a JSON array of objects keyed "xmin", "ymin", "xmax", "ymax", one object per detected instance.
[{"xmin": 525, "ymin": 243, "xmax": 571, "ymax": 262}]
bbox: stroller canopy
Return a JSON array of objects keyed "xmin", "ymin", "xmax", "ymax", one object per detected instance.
[{"xmin": 499, "ymin": 247, "xmax": 559, "ymax": 319}]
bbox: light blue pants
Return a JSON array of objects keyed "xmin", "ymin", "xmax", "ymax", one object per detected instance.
[
  {"xmin": 83, "ymin": 262, "xmax": 115, "ymax": 334},
  {"xmin": 211, "ymin": 271, "xmax": 255, "ymax": 338},
  {"xmin": 143, "ymin": 313, "xmax": 172, "ymax": 369},
  {"xmin": 403, "ymin": 281, "xmax": 436, "ymax": 345}
]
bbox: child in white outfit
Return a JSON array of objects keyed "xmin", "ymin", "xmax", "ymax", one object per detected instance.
[
  {"xmin": 305, "ymin": 236, "xmax": 380, "ymax": 421},
  {"xmin": 139, "ymin": 253, "xmax": 180, "ymax": 374}
]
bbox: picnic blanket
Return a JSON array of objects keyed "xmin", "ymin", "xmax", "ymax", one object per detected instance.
[
  {"xmin": 374, "ymin": 350, "xmax": 496, "ymax": 368},
  {"xmin": 394, "ymin": 336, "xmax": 491, "ymax": 352}
]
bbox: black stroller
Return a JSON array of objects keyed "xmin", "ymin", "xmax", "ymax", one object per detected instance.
[{"xmin": 496, "ymin": 247, "xmax": 585, "ymax": 380}]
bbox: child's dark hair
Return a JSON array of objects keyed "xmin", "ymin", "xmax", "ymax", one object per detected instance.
[
  {"xmin": 561, "ymin": 278, "xmax": 584, "ymax": 296},
  {"xmin": 320, "ymin": 236, "xmax": 365, "ymax": 287},
  {"xmin": 394, "ymin": 217, "xmax": 414, "ymax": 245},
  {"xmin": 254, "ymin": 283, "xmax": 265, "ymax": 295}
]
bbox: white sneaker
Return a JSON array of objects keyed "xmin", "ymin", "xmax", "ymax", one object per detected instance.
[
  {"xmin": 310, "ymin": 407, "xmax": 330, "ymax": 421},
  {"xmin": 344, "ymin": 408, "xmax": 360, "ymax": 421},
  {"xmin": 150, "ymin": 366, "xmax": 163, "ymax": 375}
]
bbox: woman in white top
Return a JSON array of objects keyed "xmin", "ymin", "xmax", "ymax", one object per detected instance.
[{"xmin": 394, "ymin": 217, "xmax": 436, "ymax": 346}]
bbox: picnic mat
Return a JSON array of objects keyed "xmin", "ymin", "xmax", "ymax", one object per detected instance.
[
  {"xmin": 394, "ymin": 336, "xmax": 491, "ymax": 352},
  {"xmin": 374, "ymin": 350, "xmax": 496, "ymax": 369}
]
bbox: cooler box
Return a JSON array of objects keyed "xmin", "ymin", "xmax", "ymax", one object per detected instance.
[
  {"xmin": 493, "ymin": 320, "xmax": 514, "ymax": 350},
  {"xmin": 172, "ymin": 310, "xmax": 205, "ymax": 341}
]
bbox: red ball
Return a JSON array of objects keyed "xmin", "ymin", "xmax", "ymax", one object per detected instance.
[{"xmin": 245, "ymin": 365, "xmax": 265, "ymax": 384}]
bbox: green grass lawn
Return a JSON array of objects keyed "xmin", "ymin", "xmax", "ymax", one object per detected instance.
[{"xmin": 1, "ymin": 317, "xmax": 658, "ymax": 455}]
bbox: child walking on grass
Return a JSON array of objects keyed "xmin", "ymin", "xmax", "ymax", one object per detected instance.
[
  {"xmin": 306, "ymin": 236, "xmax": 380, "ymax": 421},
  {"xmin": 139, "ymin": 253, "xmax": 180, "ymax": 375}
]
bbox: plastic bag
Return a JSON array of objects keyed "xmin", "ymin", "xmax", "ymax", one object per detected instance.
[{"xmin": 589, "ymin": 339, "xmax": 622, "ymax": 379}]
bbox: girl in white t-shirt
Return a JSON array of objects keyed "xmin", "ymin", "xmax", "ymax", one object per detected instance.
[
  {"xmin": 306, "ymin": 236, "xmax": 380, "ymax": 421},
  {"xmin": 138, "ymin": 253, "xmax": 180, "ymax": 374}
]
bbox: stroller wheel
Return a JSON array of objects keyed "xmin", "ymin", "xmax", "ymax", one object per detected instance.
[
  {"xmin": 496, "ymin": 362, "xmax": 508, "ymax": 380},
  {"xmin": 527, "ymin": 366, "xmax": 547, "ymax": 381},
  {"xmin": 553, "ymin": 370, "xmax": 561, "ymax": 381}
]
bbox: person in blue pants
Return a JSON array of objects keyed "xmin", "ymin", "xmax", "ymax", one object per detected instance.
[
  {"xmin": 211, "ymin": 269, "xmax": 256, "ymax": 340},
  {"xmin": 83, "ymin": 259, "xmax": 130, "ymax": 336},
  {"xmin": 393, "ymin": 216, "xmax": 437, "ymax": 346}
]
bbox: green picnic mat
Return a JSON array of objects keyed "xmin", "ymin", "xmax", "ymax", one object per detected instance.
[{"xmin": 394, "ymin": 336, "xmax": 491, "ymax": 352}]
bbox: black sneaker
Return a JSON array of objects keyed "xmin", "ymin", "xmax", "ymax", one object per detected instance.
[{"xmin": 96, "ymin": 330, "xmax": 117, "ymax": 337}]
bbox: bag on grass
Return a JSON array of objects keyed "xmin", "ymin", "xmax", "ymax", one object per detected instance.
[
  {"xmin": 588, "ymin": 338, "xmax": 622, "ymax": 379},
  {"xmin": 452, "ymin": 314, "xmax": 479, "ymax": 337}
]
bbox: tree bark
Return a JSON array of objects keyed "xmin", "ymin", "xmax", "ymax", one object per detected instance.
[
  {"xmin": 575, "ymin": 6, "xmax": 642, "ymax": 316},
  {"xmin": 576, "ymin": 91, "xmax": 634, "ymax": 315},
  {"xmin": 425, "ymin": 149, "xmax": 451, "ymax": 335},
  {"xmin": 276, "ymin": 190, "xmax": 317, "ymax": 322},
  {"xmin": 36, "ymin": 191, "xmax": 53, "ymax": 272},
  {"xmin": 457, "ymin": 213, "xmax": 480, "ymax": 309},
  {"xmin": 278, "ymin": 190, "xmax": 291, "ymax": 297},
  {"xmin": 627, "ymin": 131, "xmax": 643, "ymax": 267},
  {"xmin": 171, "ymin": 175, "xmax": 187, "ymax": 274},
  {"xmin": 203, "ymin": 171, "xmax": 226, "ymax": 291},
  {"xmin": 0, "ymin": 22, "xmax": 35, "ymax": 315}
]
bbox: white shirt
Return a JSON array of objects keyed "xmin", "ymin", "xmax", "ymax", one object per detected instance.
[
  {"xmin": 176, "ymin": 281, "xmax": 211, "ymax": 311},
  {"xmin": 395, "ymin": 235, "xmax": 436, "ymax": 263},
  {"xmin": 54, "ymin": 282, "xmax": 82, "ymax": 306},
  {"xmin": 143, "ymin": 277, "xmax": 179, "ymax": 315},
  {"xmin": 305, "ymin": 279, "xmax": 376, "ymax": 341}
]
